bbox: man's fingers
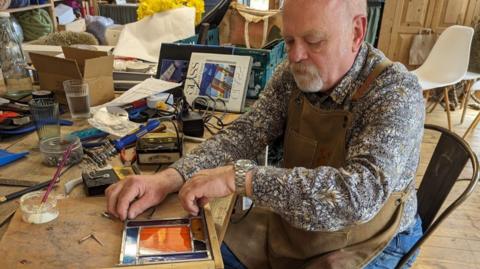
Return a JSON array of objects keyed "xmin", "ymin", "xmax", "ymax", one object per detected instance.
[
  {"xmin": 179, "ymin": 185, "xmax": 200, "ymax": 216},
  {"xmin": 105, "ymin": 182, "xmax": 124, "ymax": 218},
  {"xmin": 116, "ymin": 182, "xmax": 143, "ymax": 220},
  {"xmin": 198, "ymin": 197, "xmax": 209, "ymax": 208},
  {"xmin": 128, "ymin": 194, "xmax": 159, "ymax": 219}
]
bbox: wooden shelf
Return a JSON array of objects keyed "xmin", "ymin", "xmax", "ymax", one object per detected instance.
[{"xmin": 3, "ymin": 3, "xmax": 52, "ymax": 13}]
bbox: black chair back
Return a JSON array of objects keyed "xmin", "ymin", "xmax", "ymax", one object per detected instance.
[
  {"xmin": 396, "ymin": 124, "xmax": 479, "ymax": 268},
  {"xmin": 195, "ymin": 0, "xmax": 232, "ymax": 33}
]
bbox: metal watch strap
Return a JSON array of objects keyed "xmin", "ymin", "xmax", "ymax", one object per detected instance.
[{"xmin": 234, "ymin": 159, "xmax": 255, "ymax": 196}]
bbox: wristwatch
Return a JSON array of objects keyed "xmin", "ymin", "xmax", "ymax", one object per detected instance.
[{"xmin": 234, "ymin": 159, "xmax": 256, "ymax": 196}]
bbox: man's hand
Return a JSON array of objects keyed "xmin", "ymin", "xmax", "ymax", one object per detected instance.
[
  {"xmin": 179, "ymin": 165, "xmax": 236, "ymax": 216},
  {"xmin": 105, "ymin": 168, "xmax": 184, "ymax": 220}
]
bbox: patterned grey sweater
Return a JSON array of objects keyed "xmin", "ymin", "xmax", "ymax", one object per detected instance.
[{"xmin": 171, "ymin": 42, "xmax": 425, "ymax": 232}]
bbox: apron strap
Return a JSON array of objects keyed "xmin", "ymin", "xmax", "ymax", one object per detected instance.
[
  {"xmin": 351, "ymin": 58, "xmax": 393, "ymax": 101},
  {"xmin": 398, "ymin": 178, "xmax": 415, "ymax": 203}
]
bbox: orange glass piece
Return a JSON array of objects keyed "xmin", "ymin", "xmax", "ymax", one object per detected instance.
[
  {"xmin": 139, "ymin": 226, "xmax": 192, "ymax": 253},
  {"xmin": 191, "ymin": 218, "xmax": 205, "ymax": 241}
]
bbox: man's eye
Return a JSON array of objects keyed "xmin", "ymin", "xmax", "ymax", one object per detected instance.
[
  {"xmin": 307, "ymin": 40, "xmax": 324, "ymax": 47},
  {"xmin": 284, "ymin": 39, "xmax": 294, "ymax": 50}
]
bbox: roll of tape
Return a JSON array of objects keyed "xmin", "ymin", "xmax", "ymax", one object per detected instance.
[
  {"xmin": 125, "ymin": 61, "xmax": 151, "ymax": 73},
  {"xmin": 32, "ymin": 90, "xmax": 54, "ymax": 99}
]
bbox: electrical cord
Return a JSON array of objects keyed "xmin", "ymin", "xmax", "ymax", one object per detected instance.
[
  {"xmin": 151, "ymin": 118, "xmax": 182, "ymax": 174},
  {"xmin": 183, "ymin": 77, "xmax": 233, "ymax": 134}
]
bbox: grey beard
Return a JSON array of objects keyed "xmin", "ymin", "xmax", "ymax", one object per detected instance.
[{"xmin": 293, "ymin": 74, "xmax": 324, "ymax": 93}]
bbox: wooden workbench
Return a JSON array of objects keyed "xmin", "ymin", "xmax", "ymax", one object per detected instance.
[{"xmin": 0, "ymin": 115, "xmax": 237, "ymax": 268}]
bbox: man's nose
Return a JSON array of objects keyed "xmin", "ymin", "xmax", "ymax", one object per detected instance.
[{"xmin": 288, "ymin": 43, "xmax": 308, "ymax": 63}]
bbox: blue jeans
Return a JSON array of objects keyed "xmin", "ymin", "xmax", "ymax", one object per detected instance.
[{"xmin": 221, "ymin": 215, "xmax": 423, "ymax": 269}]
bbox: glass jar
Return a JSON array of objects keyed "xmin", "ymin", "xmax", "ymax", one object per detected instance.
[{"xmin": 0, "ymin": 12, "xmax": 32, "ymax": 97}]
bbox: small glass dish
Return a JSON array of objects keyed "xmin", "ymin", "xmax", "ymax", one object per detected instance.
[
  {"xmin": 20, "ymin": 191, "xmax": 59, "ymax": 224},
  {"xmin": 39, "ymin": 135, "xmax": 83, "ymax": 167}
]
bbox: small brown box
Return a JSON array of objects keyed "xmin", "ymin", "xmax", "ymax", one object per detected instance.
[
  {"xmin": 29, "ymin": 47, "xmax": 115, "ymax": 106},
  {"xmin": 58, "ymin": 18, "xmax": 86, "ymax": 32}
]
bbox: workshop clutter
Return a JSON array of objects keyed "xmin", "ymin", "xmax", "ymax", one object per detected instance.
[
  {"xmin": 15, "ymin": 9, "xmax": 54, "ymax": 41},
  {"xmin": 58, "ymin": 17, "xmax": 86, "ymax": 32},
  {"xmin": 29, "ymin": 97, "xmax": 60, "ymax": 141},
  {"xmin": 219, "ymin": 2, "xmax": 283, "ymax": 49},
  {"xmin": 56, "ymin": 4, "xmax": 87, "ymax": 33},
  {"xmin": 235, "ymin": 39, "xmax": 286, "ymax": 98},
  {"xmin": 39, "ymin": 135, "xmax": 83, "ymax": 166},
  {"xmin": 29, "ymin": 46, "xmax": 115, "ymax": 106},
  {"xmin": 136, "ymin": 0, "xmax": 205, "ymax": 24},
  {"xmin": 176, "ymin": 28, "xmax": 287, "ymax": 99},
  {"xmin": 0, "ymin": 12, "xmax": 33, "ymax": 96}
]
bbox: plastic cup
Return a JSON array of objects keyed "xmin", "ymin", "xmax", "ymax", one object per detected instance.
[
  {"xmin": 20, "ymin": 191, "xmax": 59, "ymax": 224},
  {"xmin": 29, "ymin": 98, "xmax": 60, "ymax": 142},
  {"xmin": 63, "ymin": 80, "xmax": 91, "ymax": 119}
]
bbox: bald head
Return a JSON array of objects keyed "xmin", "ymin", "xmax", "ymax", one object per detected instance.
[
  {"xmin": 348, "ymin": 0, "xmax": 367, "ymax": 17},
  {"xmin": 282, "ymin": 0, "xmax": 368, "ymax": 92},
  {"xmin": 283, "ymin": 0, "xmax": 367, "ymax": 19}
]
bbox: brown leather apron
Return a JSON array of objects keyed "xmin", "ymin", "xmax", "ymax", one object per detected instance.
[{"xmin": 225, "ymin": 59, "xmax": 411, "ymax": 269}]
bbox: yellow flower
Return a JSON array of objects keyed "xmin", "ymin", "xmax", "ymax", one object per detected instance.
[{"xmin": 137, "ymin": 0, "xmax": 205, "ymax": 25}]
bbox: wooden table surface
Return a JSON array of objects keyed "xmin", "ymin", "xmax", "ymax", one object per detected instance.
[{"xmin": 0, "ymin": 115, "xmax": 238, "ymax": 267}]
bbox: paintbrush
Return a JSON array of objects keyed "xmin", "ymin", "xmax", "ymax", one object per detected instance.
[{"xmin": 41, "ymin": 143, "xmax": 75, "ymax": 203}]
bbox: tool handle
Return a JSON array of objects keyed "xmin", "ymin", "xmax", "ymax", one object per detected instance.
[
  {"xmin": 113, "ymin": 120, "xmax": 161, "ymax": 152},
  {"xmin": 0, "ymin": 180, "xmax": 51, "ymax": 203}
]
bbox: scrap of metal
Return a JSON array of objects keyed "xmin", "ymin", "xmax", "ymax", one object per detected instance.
[
  {"xmin": 78, "ymin": 233, "xmax": 104, "ymax": 246},
  {"xmin": 101, "ymin": 211, "xmax": 113, "ymax": 220}
]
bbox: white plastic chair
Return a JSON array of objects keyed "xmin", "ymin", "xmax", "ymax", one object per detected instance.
[
  {"xmin": 412, "ymin": 25, "xmax": 474, "ymax": 130},
  {"xmin": 464, "ymin": 80, "xmax": 480, "ymax": 138}
]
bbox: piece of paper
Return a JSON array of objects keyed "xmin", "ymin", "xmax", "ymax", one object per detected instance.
[
  {"xmin": 113, "ymin": 7, "xmax": 196, "ymax": 63},
  {"xmin": 55, "ymin": 4, "xmax": 76, "ymax": 25},
  {"xmin": 107, "ymin": 78, "xmax": 181, "ymax": 108},
  {"xmin": 88, "ymin": 107, "xmax": 139, "ymax": 137}
]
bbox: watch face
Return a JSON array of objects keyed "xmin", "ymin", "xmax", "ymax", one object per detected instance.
[{"xmin": 237, "ymin": 159, "xmax": 255, "ymax": 169}]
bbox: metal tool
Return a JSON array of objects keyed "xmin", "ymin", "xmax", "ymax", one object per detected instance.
[
  {"xmin": 83, "ymin": 119, "xmax": 161, "ymax": 174},
  {"xmin": 101, "ymin": 211, "xmax": 113, "ymax": 220},
  {"xmin": 91, "ymin": 174, "xmax": 110, "ymax": 180},
  {"xmin": 0, "ymin": 178, "xmax": 38, "ymax": 187},
  {"xmin": 78, "ymin": 233, "xmax": 104, "ymax": 246},
  {"xmin": 63, "ymin": 177, "xmax": 83, "ymax": 195}
]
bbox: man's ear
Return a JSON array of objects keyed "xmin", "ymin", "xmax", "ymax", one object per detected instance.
[{"xmin": 352, "ymin": 15, "xmax": 367, "ymax": 52}]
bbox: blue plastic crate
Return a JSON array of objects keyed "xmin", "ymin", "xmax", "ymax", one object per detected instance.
[
  {"xmin": 233, "ymin": 40, "xmax": 286, "ymax": 98},
  {"xmin": 176, "ymin": 29, "xmax": 286, "ymax": 99},
  {"xmin": 175, "ymin": 28, "xmax": 220, "ymax": 45}
]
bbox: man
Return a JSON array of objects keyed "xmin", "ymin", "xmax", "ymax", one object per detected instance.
[{"xmin": 106, "ymin": 0, "xmax": 425, "ymax": 268}]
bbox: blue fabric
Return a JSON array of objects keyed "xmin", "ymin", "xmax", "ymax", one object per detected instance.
[
  {"xmin": 221, "ymin": 215, "xmax": 423, "ymax": 269},
  {"xmin": 221, "ymin": 244, "xmax": 247, "ymax": 269},
  {"xmin": 364, "ymin": 215, "xmax": 423, "ymax": 269}
]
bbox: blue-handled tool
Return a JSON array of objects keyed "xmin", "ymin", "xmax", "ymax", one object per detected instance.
[
  {"xmin": 112, "ymin": 119, "xmax": 160, "ymax": 152},
  {"xmin": 83, "ymin": 119, "xmax": 162, "ymax": 170}
]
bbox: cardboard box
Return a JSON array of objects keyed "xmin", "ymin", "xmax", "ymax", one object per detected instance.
[
  {"xmin": 58, "ymin": 18, "xmax": 86, "ymax": 32},
  {"xmin": 29, "ymin": 47, "xmax": 115, "ymax": 106}
]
